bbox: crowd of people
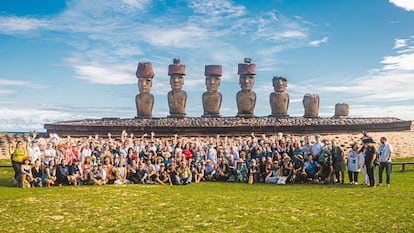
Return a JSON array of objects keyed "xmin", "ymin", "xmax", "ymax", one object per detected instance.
[{"xmin": 9, "ymin": 130, "xmax": 393, "ymax": 188}]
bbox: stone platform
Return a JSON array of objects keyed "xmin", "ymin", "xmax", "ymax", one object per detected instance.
[{"xmin": 44, "ymin": 117, "xmax": 412, "ymax": 137}]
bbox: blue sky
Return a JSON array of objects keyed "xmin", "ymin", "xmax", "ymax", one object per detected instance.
[{"xmin": 1, "ymin": 0, "xmax": 414, "ymax": 132}]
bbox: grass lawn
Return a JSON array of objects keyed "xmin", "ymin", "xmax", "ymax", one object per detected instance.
[{"xmin": 0, "ymin": 159, "xmax": 413, "ymax": 233}]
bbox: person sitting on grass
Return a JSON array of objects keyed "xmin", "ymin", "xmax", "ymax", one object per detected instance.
[
  {"xmin": 265, "ymin": 160, "xmax": 279, "ymax": 184},
  {"xmin": 167, "ymin": 163, "xmax": 180, "ymax": 185},
  {"xmin": 20, "ymin": 156, "xmax": 33, "ymax": 188},
  {"xmin": 114, "ymin": 159, "xmax": 128, "ymax": 185},
  {"xmin": 69, "ymin": 158, "xmax": 84, "ymax": 186},
  {"xmin": 217, "ymin": 158, "xmax": 230, "ymax": 181},
  {"xmin": 292, "ymin": 154, "xmax": 305, "ymax": 183},
  {"xmin": 194, "ymin": 162, "xmax": 205, "ymax": 183},
  {"xmin": 57, "ymin": 159, "xmax": 77, "ymax": 186},
  {"xmin": 145, "ymin": 159, "xmax": 157, "ymax": 184},
  {"xmin": 204, "ymin": 160, "xmax": 216, "ymax": 181},
  {"xmin": 176, "ymin": 161, "xmax": 192, "ymax": 185},
  {"xmin": 318, "ymin": 154, "xmax": 334, "ymax": 184},
  {"xmin": 42, "ymin": 160, "xmax": 57, "ymax": 187},
  {"xmin": 236, "ymin": 158, "xmax": 248, "ymax": 182},
  {"xmin": 137, "ymin": 161, "xmax": 149, "ymax": 184},
  {"xmin": 278, "ymin": 155, "xmax": 293, "ymax": 184},
  {"xmin": 303, "ymin": 154, "xmax": 321, "ymax": 183},
  {"xmin": 127, "ymin": 159, "xmax": 140, "ymax": 184},
  {"xmin": 88, "ymin": 164, "xmax": 104, "ymax": 185},
  {"xmin": 102, "ymin": 156, "xmax": 115, "ymax": 184},
  {"xmin": 156, "ymin": 163, "xmax": 169, "ymax": 185},
  {"xmin": 31, "ymin": 159, "xmax": 42, "ymax": 187},
  {"xmin": 248, "ymin": 159, "xmax": 258, "ymax": 184}
]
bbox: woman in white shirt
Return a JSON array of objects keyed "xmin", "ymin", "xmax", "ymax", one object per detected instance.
[{"xmin": 347, "ymin": 143, "xmax": 363, "ymax": 184}]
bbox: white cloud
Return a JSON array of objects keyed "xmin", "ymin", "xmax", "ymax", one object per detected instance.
[
  {"xmin": 381, "ymin": 53, "xmax": 414, "ymax": 71},
  {"xmin": 0, "ymin": 16, "xmax": 50, "ymax": 34},
  {"xmin": 272, "ymin": 30, "xmax": 308, "ymax": 41},
  {"xmin": 188, "ymin": 0, "xmax": 246, "ymax": 17},
  {"xmin": 140, "ymin": 25, "xmax": 209, "ymax": 48},
  {"xmin": 0, "ymin": 90, "xmax": 16, "ymax": 95},
  {"xmin": 308, "ymin": 36, "xmax": 328, "ymax": 47},
  {"xmin": 71, "ymin": 62, "xmax": 136, "ymax": 85},
  {"xmin": 394, "ymin": 38, "xmax": 407, "ymax": 49},
  {"xmin": 389, "ymin": 0, "xmax": 414, "ymax": 11}
]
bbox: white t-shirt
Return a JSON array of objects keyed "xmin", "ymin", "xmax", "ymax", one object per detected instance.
[
  {"xmin": 378, "ymin": 143, "xmax": 393, "ymax": 162},
  {"xmin": 28, "ymin": 146, "xmax": 41, "ymax": 162}
]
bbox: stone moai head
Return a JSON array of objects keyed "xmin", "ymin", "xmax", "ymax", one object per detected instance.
[
  {"xmin": 238, "ymin": 58, "xmax": 256, "ymax": 91},
  {"xmin": 136, "ymin": 61, "xmax": 154, "ymax": 94},
  {"xmin": 273, "ymin": 76, "xmax": 287, "ymax": 92},
  {"xmin": 168, "ymin": 58, "xmax": 186, "ymax": 91},
  {"xmin": 205, "ymin": 65, "xmax": 222, "ymax": 93},
  {"xmin": 334, "ymin": 103, "xmax": 349, "ymax": 118},
  {"xmin": 303, "ymin": 93, "xmax": 320, "ymax": 118}
]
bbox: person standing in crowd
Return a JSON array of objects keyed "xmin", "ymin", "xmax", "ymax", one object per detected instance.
[
  {"xmin": 311, "ymin": 134, "xmax": 323, "ymax": 161},
  {"xmin": 43, "ymin": 142, "xmax": 56, "ymax": 166},
  {"xmin": 362, "ymin": 136, "xmax": 376, "ymax": 187},
  {"xmin": 27, "ymin": 139, "xmax": 41, "ymax": 163},
  {"xmin": 347, "ymin": 143, "xmax": 362, "ymax": 184},
  {"xmin": 378, "ymin": 137, "xmax": 393, "ymax": 187},
  {"xmin": 331, "ymin": 140, "xmax": 345, "ymax": 184},
  {"xmin": 10, "ymin": 141, "xmax": 27, "ymax": 185}
]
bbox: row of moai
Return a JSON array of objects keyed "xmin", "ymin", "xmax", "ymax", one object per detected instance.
[{"xmin": 135, "ymin": 58, "xmax": 349, "ymax": 119}]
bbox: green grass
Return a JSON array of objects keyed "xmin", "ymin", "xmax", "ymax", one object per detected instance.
[{"xmin": 0, "ymin": 159, "xmax": 413, "ymax": 233}]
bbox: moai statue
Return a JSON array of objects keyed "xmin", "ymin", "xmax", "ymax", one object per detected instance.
[
  {"xmin": 167, "ymin": 58, "xmax": 187, "ymax": 118},
  {"xmin": 236, "ymin": 58, "xmax": 256, "ymax": 118},
  {"xmin": 269, "ymin": 76, "xmax": 289, "ymax": 117},
  {"xmin": 303, "ymin": 93, "xmax": 320, "ymax": 118},
  {"xmin": 334, "ymin": 103, "xmax": 349, "ymax": 118},
  {"xmin": 135, "ymin": 61, "xmax": 154, "ymax": 118},
  {"xmin": 202, "ymin": 65, "xmax": 222, "ymax": 117}
]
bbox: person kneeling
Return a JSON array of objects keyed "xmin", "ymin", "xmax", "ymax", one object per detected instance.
[{"xmin": 88, "ymin": 164, "xmax": 104, "ymax": 185}]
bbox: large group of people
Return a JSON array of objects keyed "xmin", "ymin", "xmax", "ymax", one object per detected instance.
[{"xmin": 9, "ymin": 130, "xmax": 393, "ymax": 188}]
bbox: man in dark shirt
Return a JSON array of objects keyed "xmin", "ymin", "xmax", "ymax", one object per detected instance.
[{"xmin": 363, "ymin": 137, "xmax": 377, "ymax": 187}]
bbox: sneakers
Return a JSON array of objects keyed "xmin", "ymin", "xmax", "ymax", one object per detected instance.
[
  {"xmin": 387, "ymin": 184, "xmax": 390, "ymax": 187},
  {"xmin": 377, "ymin": 183, "xmax": 382, "ymax": 186},
  {"xmin": 354, "ymin": 182, "xmax": 358, "ymax": 185}
]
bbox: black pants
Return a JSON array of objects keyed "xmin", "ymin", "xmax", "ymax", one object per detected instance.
[
  {"xmin": 348, "ymin": 171, "xmax": 358, "ymax": 183},
  {"xmin": 12, "ymin": 160, "xmax": 22, "ymax": 179},
  {"xmin": 366, "ymin": 163, "xmax": 375, "ymax": 187}
]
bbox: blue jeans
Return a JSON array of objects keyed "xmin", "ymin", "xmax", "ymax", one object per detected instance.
[{"xmin": 378, "ymin": 162, "xmax": 391, "ymax": 185}]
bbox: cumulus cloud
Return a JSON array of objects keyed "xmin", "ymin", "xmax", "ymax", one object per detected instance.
[
  {"xmin": 394, "ymin": 38, "xmax": 407, "ymax": 49},
  {"xmin": 389, "ymin": 0, "xmax": 414, "ymax": 11}
]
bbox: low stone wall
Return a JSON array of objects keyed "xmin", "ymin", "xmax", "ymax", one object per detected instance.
[{"xmin": 44, "ymin": 117, "xmax": 412, "ymax": 137}]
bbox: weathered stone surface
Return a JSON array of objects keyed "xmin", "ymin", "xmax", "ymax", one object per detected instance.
[
  {"xmin": 334, "ymin": 103, "xmax": 349, "ymax": 118},
  {"xmin": 136, "ymin": 61, "xmax": 154, "ymax": 79},
  {"xmin": 168, "ymin": 58, "xmax": 186, "ymax": 75},
  {"xmin": 204, "ymin": 65, "xmax": 222, "ymax": 76},
  {"xmin": 135, "ymin": 61, "xmax": 154, "ymax": 118},
  {"xmin": 237, "ymin": 58, "xmax": 256, "ymax": 118},
  {"xmin": 270, "ymin": 76, "xmax": 289, "ymax": 117},
  {"xmin": 237, "ymin": 57, "xmax": 256, "ymax": 75},
  {"xmin": 303, "ymin": 93, "xmax": 320, "ymax": 118},
  {"xmin": 202, "ymin": 65, "xmax": 222, "ymax": 117},
  {"xmin": 168, "ymin": 58, "xmax": 186, "ymax": 117}
]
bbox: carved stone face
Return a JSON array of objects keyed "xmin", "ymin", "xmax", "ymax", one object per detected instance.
[
  {"xmin": 138, "ymin": 77, "xmax": 153, "ymax": 93},
  {"xmin": 239, "ymin": 75, "xmax": 254, "ymax": 91},
  {"xmin": 273, "ymin": 78, "xmax": 287, "ymax": 92},
  {"xmin": 206, "ymin": 76, "xmax": 220, "ymax": 92},
  {"xmin": 170, "ymin": 75, "xmax": 184, "ymax": 91}
]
